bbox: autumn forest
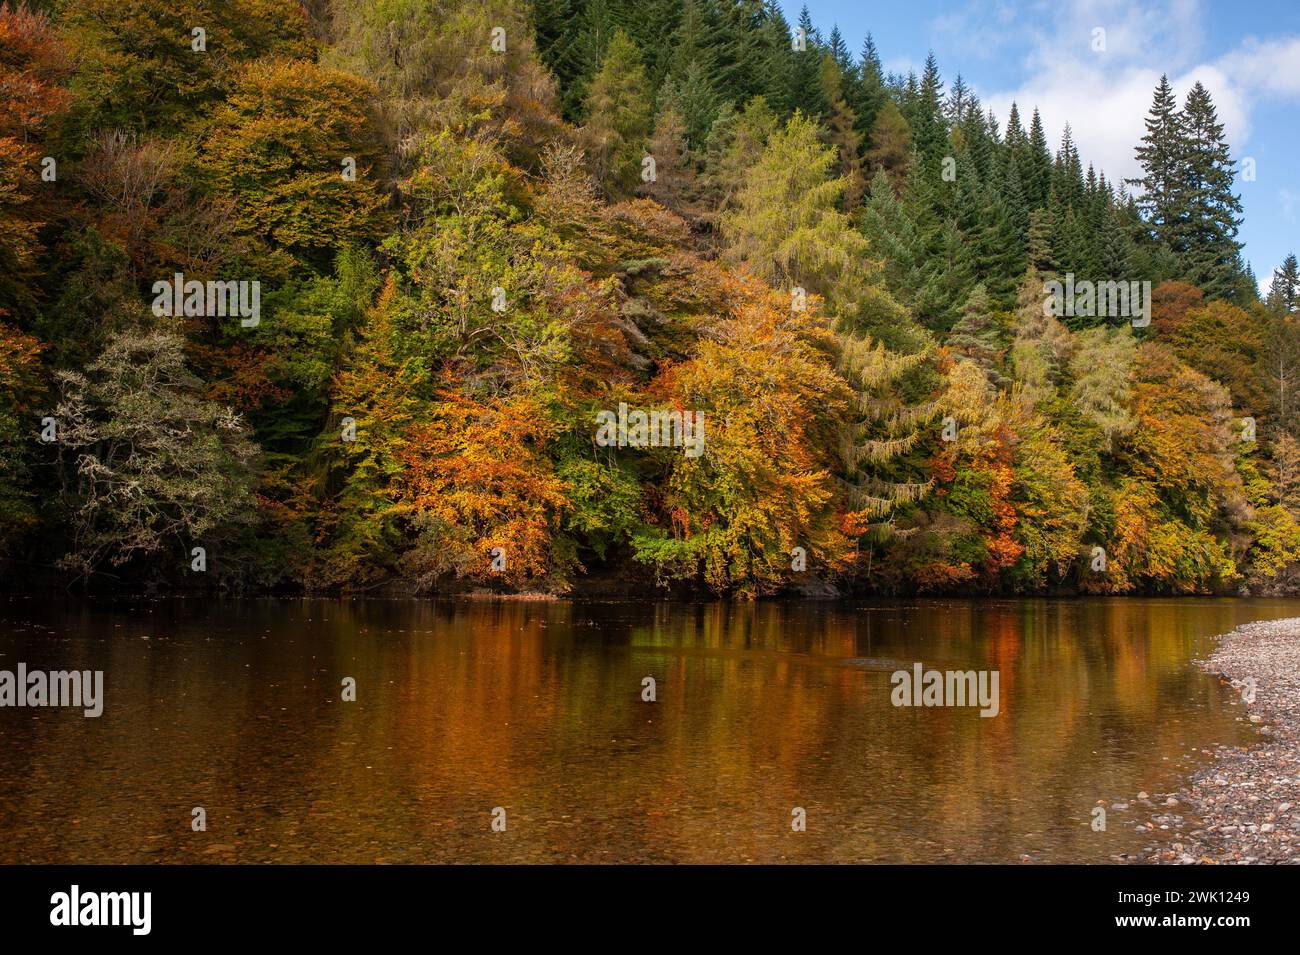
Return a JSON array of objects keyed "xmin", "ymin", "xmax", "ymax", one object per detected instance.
[{"xmin": 1, "ymin": 0, "xmax": 1298, "ymax": 599}]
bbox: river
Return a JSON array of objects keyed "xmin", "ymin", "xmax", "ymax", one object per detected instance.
[{"xmin": 2, "ymin": 596, "xmax": 1295, "ymax": 863}]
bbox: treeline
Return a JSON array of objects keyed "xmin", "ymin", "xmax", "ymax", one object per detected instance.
[{"xmin": 1, "ymin": 0, "xmax": 1298, "ymax": 597}]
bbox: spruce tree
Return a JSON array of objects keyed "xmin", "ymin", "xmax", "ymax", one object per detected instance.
[
  {"xmin": 852, "ymin": 32, "xmax": 886, "ymax": 138},
  {"xmin": 1174, "ymin": 82, "xmax": 1244, "ymax": 298},
  {"xmin": 1268, "ymin": 253, "xmax": 1300, "ymax": 313},
  {"xmin": 1025, "ymin": 108, "xmax": 1053, "ymax": 207},
  {"xmin": 820, "ymin": 53, "xmax": 865, "ymax": 211},
  {"xmin": 946, "ymin": 283, "xmax": 1010, "ymax": 388},
  {"xmin": 580, "ymin": 30, "xmax": 653, "ymax": 197},
  {"xmin": 1126, "ymin": 75, "xmax": 1181, "ymax": 244},
  {"xmin": 908, "ymin": 52, "xmax": 948, "ymax": 172},
  {"xmin": 787, "ymin": 6, "xmax": 827, "ymax": 119}
]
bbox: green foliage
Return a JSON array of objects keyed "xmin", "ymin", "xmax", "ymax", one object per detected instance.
[
  {"xmin": 581, "ymin": 30, "xmax": 653, "ymax": 197},
  {"xmin": 51, "ymin": 327, "xmax": 259, "ymax": 580},
  {"xmin": 4, "ymin": 0, "xmax": 1295, "ymax": 598}
]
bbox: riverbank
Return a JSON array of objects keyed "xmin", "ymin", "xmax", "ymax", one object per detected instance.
[{"xmin": 1144, "ymin": 617, "xmax": 1300, "ymax": 864}]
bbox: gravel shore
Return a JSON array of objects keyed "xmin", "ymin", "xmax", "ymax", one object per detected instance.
[{"xmin": 1141, "ymin": 617, "xmax": 1300, "ymax": 864}]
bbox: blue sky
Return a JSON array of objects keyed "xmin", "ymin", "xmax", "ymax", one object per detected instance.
[{"xmin": 780, "ymin": 0, "xmax": 1300, "ymax": 292}]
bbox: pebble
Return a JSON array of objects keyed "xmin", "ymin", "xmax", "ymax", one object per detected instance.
[{"xmin": 1143, "ymin": 618, "xmax": 1300, "ymax": 865}]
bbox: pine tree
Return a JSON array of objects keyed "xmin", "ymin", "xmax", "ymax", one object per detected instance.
[
  {"xmin": 946, "ymin": 283, "xmax": 1009, "ymax": 388},
  {"xmin": 1174, "ymin": 82, "xmax": 1244, "ymax": 299},
  {"xmin": 820, "ymin": 53, "xmax": 865, "ymax": 211},
  {"xmin": 580, "ymin": 30, "xmax": 653, "ymax": 198},
  {"xmin": 1268, "ymin": 253, "xmax": 1300, "ymax": 313},
  {"xmin": 864, "ymin": 99, "xmax": 912, "ymax": 193},
  {"xmin": 787, "ymin": 5, "xmax": 826, "ymax": 119},
  {"xmin": 1127, "ymin": 75, "xmax": 1182, "ymax": 243}
]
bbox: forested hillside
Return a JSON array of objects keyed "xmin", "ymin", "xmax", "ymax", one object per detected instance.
[{"xmin": 2, "ymin": 0, "xmax": 1298, "ymax": 596}]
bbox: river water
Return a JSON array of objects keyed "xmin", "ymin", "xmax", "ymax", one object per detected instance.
[{"xmin": 1, "ymin": 596, "xmax": 1295, "ymax": 863}]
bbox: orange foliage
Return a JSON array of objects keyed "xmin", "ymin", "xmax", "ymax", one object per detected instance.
[{"xmin": 397, "ymin": 390, "xmax": 570, "ymax": 586}]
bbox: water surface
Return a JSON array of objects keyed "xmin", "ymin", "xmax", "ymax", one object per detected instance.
[{"xmin": 1, "ymin": 596, "xmax": 1293, "ymax": 863}]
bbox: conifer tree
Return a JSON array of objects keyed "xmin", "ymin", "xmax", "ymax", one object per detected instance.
[
  {"xmin": 1268, "ymin": 254, "xmax": 1300, "ymax": 313},
  {"xmin": 703, "ymin": 95, "xmax": 778, "ymax": 217},
  {"xmin": 946, "ymin": 283, "xmax": 1009, "ymax": 388},
  {"xmin": 852, "ymin": 32, "xmax": 886, "ymax": 137},
  {"xmin": 1024, "ymin": 108, "xmax": 1053, "ymax": 207},
  {"xmin": 820, "ymin": 54, "xmax": 865, "ymax": 211},
  {"xmin": 864, "ymin": 99, "xmax": 912, "ymax": 193},
  {"xmin": 1127, "ymin": 75, "xmax": 1181, "ymax": 242},
  {"xmin": 835, "ymin": 334, "xmax": 936, "ymax": 527},
  {"xmin": 1174, "ymin": 82, "xmax": 1244, "ymax": 298},
  {"xmin": 787, "ymin": 6, "xmax": 827, "ymax": 118},
  {"xmin": 720, "ymin": 111, "xmax": 869, "ymax": 311},
  {"xmin": 642, "ymin": 98, "xmax": 705, "ymax": 220},
  {"xmin": 908, "ymin": 52, "xmax": 948, "ymax": 171},
  {"xmin": 581, "ymin": 30, "xmax": 653, "ymax": 198}
]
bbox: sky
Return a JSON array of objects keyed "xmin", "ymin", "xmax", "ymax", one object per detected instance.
[{"xmin": 779, "ymin": 0, "xmax": 1300, "ymax": 294}]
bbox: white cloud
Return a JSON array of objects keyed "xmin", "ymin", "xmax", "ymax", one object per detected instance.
[
  {"xmin": 974, "ymin": 0, "xmax": 1296, "ymax": 187},
  {"xmin": 1215, "ymin": 37, "xmax": 1300, "ymax": 97}
]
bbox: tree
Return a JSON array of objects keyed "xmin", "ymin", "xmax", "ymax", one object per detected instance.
[
  {"xmin": 0, "ymin": 322, "xmax": 42, "ymax": 556},
  {"xmin": 197, "ymin": 58, "xmax": 390, "ymax": 279},
  {"xmin": 1267, "ymin": 253, "xmax": 1299, "ymax": 313},
  {"xmin": 0, "ymin": 2, "xmax": 69, "ymax": 321},
  {"xmin": 848, "ymin": 33, "xmax": 885, "ymax": 135},
  {"xmin": 1173, "ymin": 82, "xmax": 1243, "ymax": 298},
  {"xmin": 61, "ymin": 0, "xmax": 313, "ymax": 140},
  {"xmin": 581, "ymin": 30, "xmax": 653, "ymax": 198},
  {"xmin": 787, "ymin": 5, "xmax": 826, "ymax": 119},
  {"xmin": 864, "ymin": 99, "xmax": 912, "ymax": 193},
  {"xmin": 819, "ymin": 53, "xmax": 865, "ymax": 210},
  {"xmin": 1263, "ymin": 310, "xmax": 1300, "ymax": 437},
  {"xmin": 397, "ymin": 390, "xmax": 570, "ymax": 590},
  {"xmin": 633, "ymin": 275, "xmax": 856, "ymax": 596},
  {"xmin": 702, "ymin": 95, "xmax": 778, "ymax": 216},
  {"xmin": 52, "ymin": 328, "xmax": 258, "ymax": 580},
  {"xmin": 328, "ymin": 0, "xmax": 560, "ymax": 171},
  {"xmin": 1068, "ymin": 326, "xmax": 1137, "ymax": 451},
  {"xmin": 720, "ymin": 111, "xmax": 869, "ymax": 311},
  {"xmin": 835, "ymin": 332, "xmax": 936, "ymax": 533},
  {"xmin": 946, "ymin": 284, "xmax": 1009, "ymax": 388},
  {"xmin": 641, "ymin": 99, "xmax": 705, "ymax": 220}
]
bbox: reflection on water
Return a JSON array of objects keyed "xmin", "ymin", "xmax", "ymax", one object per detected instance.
[{"xmin": 1, "ymin": 596, "xmax": 1294, "ymax": 864}]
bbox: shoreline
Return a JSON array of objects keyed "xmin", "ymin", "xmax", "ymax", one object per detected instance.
[{"xmin": 1144, "ymin": 617, "xmax": 1300, "ymax": 864}]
